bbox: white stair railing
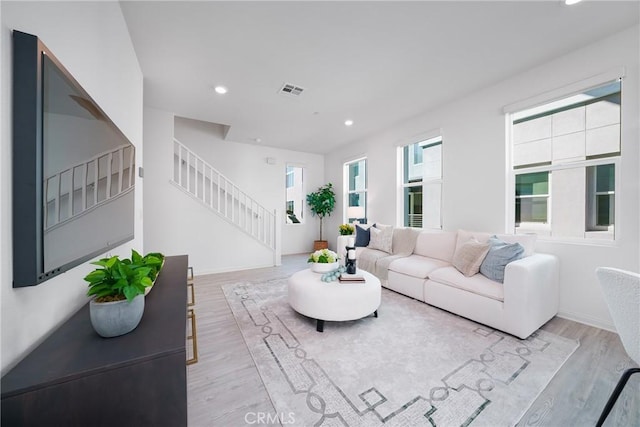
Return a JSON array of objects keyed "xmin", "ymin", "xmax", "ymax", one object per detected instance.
[
  {"xmin": 44, "ymin": 144, "xmax": 135, "ymax": 231},
  {"xmin": 171, "ymin": 138, "xmax": 277, "ymax": 252}
]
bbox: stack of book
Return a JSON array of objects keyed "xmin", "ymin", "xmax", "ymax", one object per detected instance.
[{"xmin": 339, "ymin": 273, "xmax": 365, "ymax": 283}]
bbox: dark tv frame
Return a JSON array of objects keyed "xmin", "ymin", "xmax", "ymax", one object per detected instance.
[{"xmin": 12, "ymin": 30, "xmax": 135, "ymax": 288}]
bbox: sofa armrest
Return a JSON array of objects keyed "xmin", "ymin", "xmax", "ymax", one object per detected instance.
[{"xmin": 503, "ymin": 253, "xmax": 559, "ymax": 337}]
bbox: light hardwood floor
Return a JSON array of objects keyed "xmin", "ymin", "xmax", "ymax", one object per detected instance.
[{"xmin": 186, "ymin": 254, "xmax": 639, "ymax": 427}]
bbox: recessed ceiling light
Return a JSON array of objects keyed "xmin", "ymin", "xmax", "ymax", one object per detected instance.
[
  {"xmin": 344, "ymin": 119, "xmax": 354, "ymax": 126},
  {"xmin": 214, "ymin": 86, "xmax": 228, "ymax": 94},
  {"xmin": 565, "ymin": 0, "xmax": 582, "ymax": 5},
  {"xmin": 254, "ymin": 137, "xmax": 262, "ymax": 143}
]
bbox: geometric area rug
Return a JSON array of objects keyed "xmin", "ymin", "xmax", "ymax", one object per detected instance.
[{"xmin": 223, "ymin": 278, "xmax": 579, "ymax": 427}]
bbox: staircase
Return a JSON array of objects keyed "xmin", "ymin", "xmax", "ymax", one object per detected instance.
[
  {"xmin": 44, "ymin": 144, "xmax": 135, "ymax": 231},
  {"xmin": 171, "ymin": 139, "xmax": 279, "ymax": 259}
]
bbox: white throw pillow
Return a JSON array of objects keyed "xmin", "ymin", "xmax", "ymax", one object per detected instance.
[
  {"xmin": 368, "ymin": 226, "xmax": 393, "ymax": 254},
  {"xmin": 375, "ymin": 223, "xmax": 393, "ymax": 230},
  {"xmin": 452, "ymin": 239, "xmax": 490, "ymax": 277}
]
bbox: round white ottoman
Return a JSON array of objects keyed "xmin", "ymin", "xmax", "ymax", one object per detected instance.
[{"xmin": 288, "ymin": 268, "xmax": 381, "ymax": 332}]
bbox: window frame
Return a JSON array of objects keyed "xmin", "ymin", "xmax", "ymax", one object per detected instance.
[
  {"xmin": 515, "ymin": 171, "xmax": 550, "ymax": 228},
  {"xmin": 511, "ymin": 157, "xmax": 620, "ymax": 237},
  {"xmin": 400, "ymin": 136, "xmax": 442, "ymax": 229},
  {"xmin": 343, "ymin": 157, "xmax": 368, "ymax": 223},
  {"xmin": 586, "ymin": 163, "xmax": 616, "ymax": 233}
]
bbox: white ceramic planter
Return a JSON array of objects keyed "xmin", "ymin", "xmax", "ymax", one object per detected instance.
[
  {"xmin": 144, "ymin": 258, "xmax": 165, "ymax": 296},
  {"xmin": 90, "ymin": 294, "xmax": 145, "ymax": 338},
  {"xmin": 311, "ymin": 261, "xmax": 339, "ymax": 273}
]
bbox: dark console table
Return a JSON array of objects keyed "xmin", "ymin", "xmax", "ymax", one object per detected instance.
[{"xmin": 1, "ymin": 255, "xmax": 188, "ymax": 426}]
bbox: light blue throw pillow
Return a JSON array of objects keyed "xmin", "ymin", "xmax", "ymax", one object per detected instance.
[{"xmin": 480, "ymin": 236, "xmax": 524, "ymax": 283}]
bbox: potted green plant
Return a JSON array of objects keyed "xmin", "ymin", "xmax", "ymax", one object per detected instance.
[
  {"xmin": 84, "ymin": 250, "xmax": 164, "ymax": 338},
  {"xmin": 339, "ymin": 223, "xmax": 355, "ymax": 235},
  {"xmin": 307, "ymin": 248, "xmax": 340, "ymax": 273},
  {"xmin": 306, "ymin": 183, "xmax": 336, "ymax": 250}
]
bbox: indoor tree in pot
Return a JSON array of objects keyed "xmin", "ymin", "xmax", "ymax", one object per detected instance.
[
  {"xmin": 84, "ymin": 250, "xmax": 164, "ymax": 338},
  {"xmin": 306, "ymin": 182, "xmax": 336, "ymax": 250}
]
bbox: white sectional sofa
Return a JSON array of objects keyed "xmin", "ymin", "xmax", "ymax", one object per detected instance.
[{"xmin": 355, "ymin": 228, "xmax": 559, "ymax": 339}]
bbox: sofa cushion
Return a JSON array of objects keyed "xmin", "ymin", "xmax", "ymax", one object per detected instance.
[
  {"xmin": 368, "ymin": 226, "xmax": 393, "ymax": 253},
  {"xmin": 375, "ymin": 223, "xmax": 393, "ymax": 230},
  {"xmin": 452, "ymin": 239, "xmax": 490, "ymax": 277},
  {"xmin": 388, "ymin": 255, "xmax": 450, "ymax": 279},
  {"xmin": 414, "ymin": 230, "xmax": 457, "ymax": 262},
  {"xmin": 480, "ymin": 236, "xmax": 525, "ymax": 283},
  {"xmin": 374, "ymin": 254, "xmax": 407, "ymax": 281},
  {"xmin": 429, "ymin": 266, "xmax": 504, "ymax": 302},
  {"xmin": 355, "ymin": 223, "xmax": 374, "ymax": 247}
]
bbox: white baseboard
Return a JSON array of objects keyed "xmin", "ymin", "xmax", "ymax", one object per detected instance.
[
  {"xmin": 192, "ymin": 262, "xmax": 276, "ymax": 276},
  {"xmin": 557, "ymin": 310, "xmax": 616, "ymax": 333}
]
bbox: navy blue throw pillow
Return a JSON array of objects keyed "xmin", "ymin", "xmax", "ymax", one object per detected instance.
[{"xmin": 354, "ymin": 224, "xmax": 375, "ymax": 247}]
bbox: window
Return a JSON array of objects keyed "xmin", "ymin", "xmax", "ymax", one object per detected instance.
[
  {"xmin": 401, "ymin": 136, "xmax": 442, "ymax": 228},
  {"xmin": 515, "ymin": 172, "xmax": 549, "ymax": 224},
  {"xmin": 285, "ymin": 165, "xmax": 304, "ymax": 224},
  {"xmin": 510, "ymin": 80, "xmax": 621, "ymax": 240},
  {"xmin": 286, "ymin": 167, "xmax": 294, "ymax": 188},
  {"xmin": 587, "ymin": 164, "xmax": 615, "ymax": 231},
  {"xmin": 344, "ymin": 158, "xmax": 367, "ymax": 223}
]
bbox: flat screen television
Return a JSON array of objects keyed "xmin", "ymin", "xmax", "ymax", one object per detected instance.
[{"xmin": 12, "ymin": 30, "xmax": 135, "ymax": 287}]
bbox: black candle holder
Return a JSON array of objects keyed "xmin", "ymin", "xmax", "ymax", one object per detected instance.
[{"xmin": 345, "ymin": 245, "xmax": 357, "ymax": 274}]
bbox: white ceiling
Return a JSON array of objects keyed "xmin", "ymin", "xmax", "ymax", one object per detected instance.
[{"xmin": 120, "ymin": 1, "xmax": 639, "ymax": 154}]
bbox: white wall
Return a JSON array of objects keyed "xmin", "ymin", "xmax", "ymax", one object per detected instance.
[
  {"xmin": 325, "ymin": 25, "xmax": 640, "ymax": 331},
  {"xmin": 1, "ymin": 2, "xmax": 143, "ymax": 373},
  {"xmin": 143, "ymin": 111, "xmax": 324, "ymax": 275}
]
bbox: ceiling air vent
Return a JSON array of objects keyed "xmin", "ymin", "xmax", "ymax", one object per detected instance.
[{"xmin": 279, "ymin": 83, "xmax": 305, "ymax": 97}]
